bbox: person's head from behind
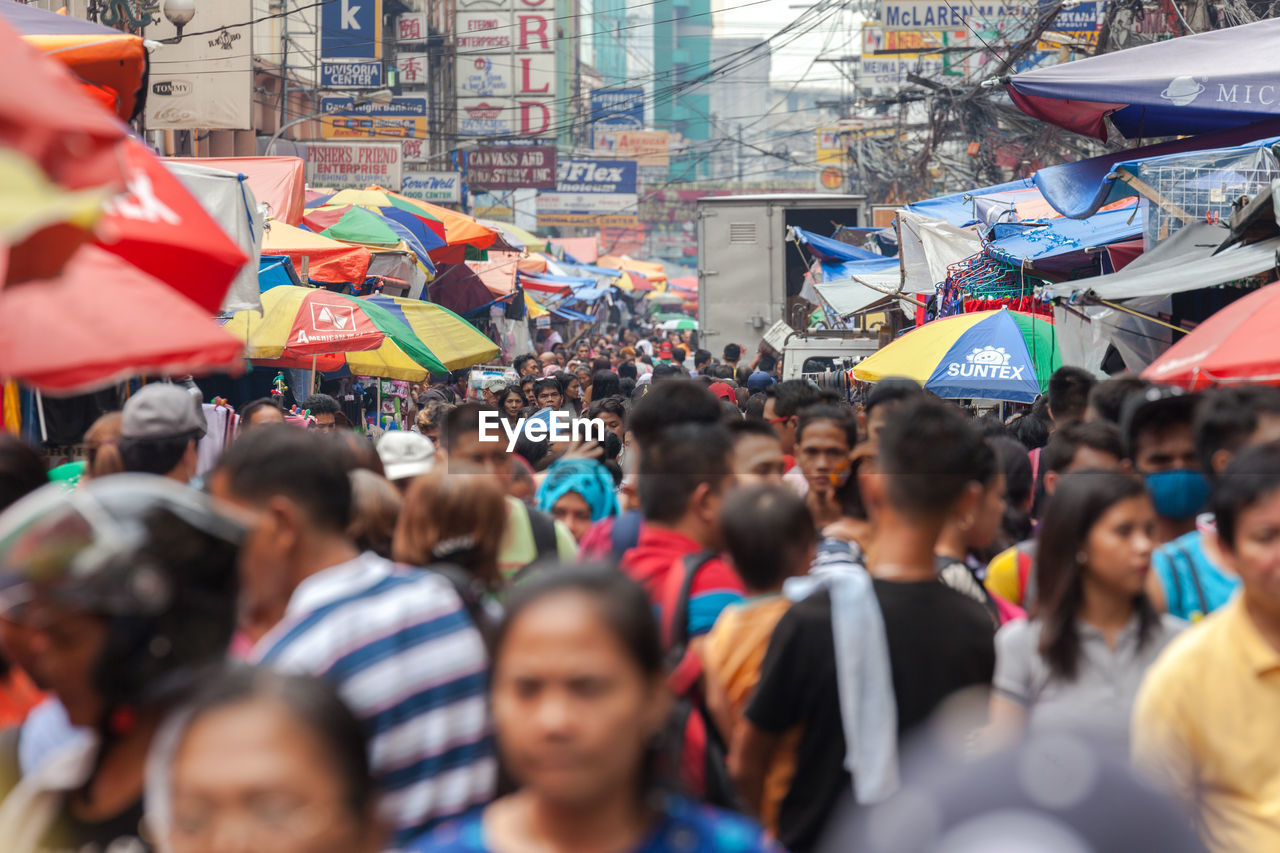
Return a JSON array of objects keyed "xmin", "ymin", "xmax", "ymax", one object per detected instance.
[
  {"xmin": 1010, "ymin": 411, "xmax": 1051, "ymax": 451},
  {"xmin": 157, "ymin": 666, "xmax": 382, "ymax": 853},
  {"xmin": 988, "ymin": 436, "xmax": 1034, "ymax": 547},
  {"xmin": 693, "ymin": 349, "xmax": 712, "ymax": 372},
  {"xmin": 726, "ymin": 420, "xmax": 786, "ymax": 486},
  {"xmin": 721, "ymin": 484, "xmax": 818, "ymax": 594},
  {"xmin": 946, "ymin": 439, "xmax": 1004, "ymax": 554},
  {"xmin": 763, "ymin": 380, "xmax": 824, "ymax": 454},
  {"xmin": 795, "ymin": 404, "xmax": 858, "ymax": 495},
  {"xmin": 536, "ymin": 459, "xmax": 620, "ymax": 543},
  {"xmin": 393, "ymin": 469, "xmax": 506, "ymax": 589},
  {"xmin": 534, "ymin": 377, "xmax": 564, "ymax": 411},
  {"xmin": 210, "ymin": 427, "xmax": 352, "ymax": 629},
  {"xmin": 756, "ymin": 352, "xmax": 777, "ymax": 376},
  {"xmin": 617, "ymin": 360, "xmax": 638, "ymax": 382},
  {"xmin": 1213, "ymin": 441, "xmax": 1280, "ymax": 618},
  {"xmin": 302, "ymin": 393, "xmax": 342, "ymax": 433},
  {"xmin": 627, "ymin": 378, "xmax": 720, "ymax": 452},
  {"xmin": 490, "ymin": 568, "xmax": 668, "ymax": 809},
  {"xmin": 1122, "ymin": 387, "xmax": 1203, "ymax": 522},
  {"xmin": 1039, "ymin": 420, "xmax": 1126, "ymax": 502},
  {"xmin": 872, "ymin": 399, "xmax": 988, "ymax": 532},
  {"xmin": 1035, "ymin": 470, "xmax": 1156, "ymax": 678},
  {"xmin": 239, "ymin": 398, "xmax": 285, "ymax": 431},
  {"xmin": 863, "ymin": 378, "xmax": 924, "ymax": 445},
  {"xmin": 0, "ymin": 476, "xmax": 241, "ymax": 728},
  {"xmin": 440, "ymin": 404, "xmax": 511, "ymax": 490},
  {"xmin": 723, "ymin": 343, "xmax": 741, "ymax": 364},
  {"xmin": 1085, "ymin": 375, "xmax": 1149, "ymax": 424},
  {"xmin": 591, "ymin": 370, "xmax": 622, "ymax": 403},
  {"xmin": 638, "ymin": 423, "xmax": 732, "ymax": 549},
  {"xmin": 84, "ymin": 411, "xmax": 125, "ymax": 480},
  {"xmin": 1047, "ymin": 367, "xmax": 1095, "ymax": 425},
  {"xmin": 119, "ymin": 383, "xmax": 207, "ymax": 483},
  {"xmin": 346, "ymin": 470, "xmax": 402, "ymax": 560},
  {"xmin": 0, "ymin": 435, "xmax": 47, "ymax": 513},
  {"xmin": 1193, "ymin": 386, "xmax": 1280, "ymax": 482}
]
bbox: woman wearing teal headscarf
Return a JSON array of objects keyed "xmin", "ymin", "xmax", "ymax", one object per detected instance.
[{"xmin": 536, "ymin": 458, "xmax": 619, "ymax": 542}]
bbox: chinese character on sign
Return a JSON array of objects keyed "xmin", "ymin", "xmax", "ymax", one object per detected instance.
[
  {"xmin": 398, "ymin": 12, "xmax": 427, "ymax": 42},
  {"xmin": 397, "ymin": 55, "xmax": 427, "ymax": 85}
]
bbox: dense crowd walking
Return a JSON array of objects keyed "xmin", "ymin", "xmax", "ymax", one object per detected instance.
[{"xmin": 0, "ymin": 326, "xmax": 1278, "ymax": 853}]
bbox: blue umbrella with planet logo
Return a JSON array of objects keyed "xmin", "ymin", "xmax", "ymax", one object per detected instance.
[{"xmin": 852, "ymin": 308, "xmax": 1061, "ymax": 403}]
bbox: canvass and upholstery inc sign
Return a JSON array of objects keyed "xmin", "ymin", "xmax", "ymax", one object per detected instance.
[{"xmin": 466, "ymin": 146, "xmax": 557, "ymax": 190}]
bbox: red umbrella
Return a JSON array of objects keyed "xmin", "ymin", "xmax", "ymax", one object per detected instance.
[
  {"xmin": 0, "ymin": 246, "xmax": 244, "ymax": 394},
  {"xmin": 91, "ymin": 138, "xmax": 248, "ymax": 313},
  {"xmin": 1144, "ymin": 281, "xmax": 1280, "ymax": 390}
]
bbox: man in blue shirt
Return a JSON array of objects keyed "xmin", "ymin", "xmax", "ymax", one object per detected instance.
[{"xmin": 1149, "ymin": 386, "xmax": 1280, "ymax": 620}]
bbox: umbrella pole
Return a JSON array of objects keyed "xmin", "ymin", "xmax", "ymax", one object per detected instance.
[
  {"xmin": 311, "ymin": 354, "xmax": 318, "ymax": 397},
  {"xmin": 34, "ymin": 390, "xmax": 47, "ymax": 443}
]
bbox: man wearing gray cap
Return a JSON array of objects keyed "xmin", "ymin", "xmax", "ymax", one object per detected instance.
[{"xmin": 118, "ymin": 383, "xmax": 207, "ymax": 484}]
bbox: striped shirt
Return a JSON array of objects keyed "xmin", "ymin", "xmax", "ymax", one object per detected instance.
[{"xmin": 251, "ymin": 553, "xmax": 495, "ymax": 847}]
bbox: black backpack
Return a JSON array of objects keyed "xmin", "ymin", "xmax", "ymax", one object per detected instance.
[{"xmin": 659, "ymin": 551, "xmax": 744, "ymax": 811}]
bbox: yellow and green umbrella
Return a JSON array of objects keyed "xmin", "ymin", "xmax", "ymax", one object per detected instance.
[
  {"xmin": 221, "ymin": 285, "xmax": 448, "ymax": 380},
  {"xmin": 362, "ymin": 294, "xmax": 499, "ymax": 370},
  {"xmin": 853, "ymin": 308, "xmax": 1060, "ymax": 403}
]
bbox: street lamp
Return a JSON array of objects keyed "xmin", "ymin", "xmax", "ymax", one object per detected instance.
[
  {"xmin": 265, "ymin": 89, "xmax": 395, "ymax": 155},
  {"xmin": 162, "ymin": 0, "xmax": 196, "ymax": 40}
]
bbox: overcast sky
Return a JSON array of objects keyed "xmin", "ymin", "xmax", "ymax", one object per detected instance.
[{"xmin": 711, "ymin": 0, "xmax": 864, "ymax": 88}]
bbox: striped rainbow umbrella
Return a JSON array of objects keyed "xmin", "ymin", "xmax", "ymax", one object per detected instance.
[{"xmin": 853, "ymin": 308, "xmax": 1060, "ymax": 403}]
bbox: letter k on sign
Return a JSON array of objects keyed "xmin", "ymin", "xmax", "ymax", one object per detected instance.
[{"xmin": 342, "ymin": 0, "xmax": 362, "ymax": 29}]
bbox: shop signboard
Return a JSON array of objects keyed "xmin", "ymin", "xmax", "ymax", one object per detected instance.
[
  {"xmin": 455, "ymin": 0, "xmax": 557, "ymax": 137},
  {"xmin": 589, "ymin": 88, "xmax": 644, "ymax": 145},
  {"xmin": 320, "ymin": 0, "xmax": 382, "ymax": 86},
  {"xmin": 466, "ymin": 145, "xmax": 557, "ymax": 191},
  {"xmin": 305, "ymin": 142, "xmax": 403, "ymax": 190},
  {"xmin": 319, "ymin": 96, "xmax": 428, "ymax": 139},
  {"xmin": 878, "ymin": 0, "xmax": 1021, "ymax": 32},
  {"xmin": 402, "ymin": 171, "xmax": 463, "ymax": 204},
  {"xmin": 398, "ymin": 12, "xmax": 428, "ymax": 42},
  {"xmin": 145, "ymin": 0, "xmax": 253, "ymax": 129},
  {"xmin": 594, "ymin": 129, "xmax": 670, "ymax": 168}
]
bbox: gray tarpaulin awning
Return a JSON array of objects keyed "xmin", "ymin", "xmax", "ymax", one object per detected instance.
[{"xmin": 1042, "ymin": 222, "xmax": 1280, "ymax": 301}]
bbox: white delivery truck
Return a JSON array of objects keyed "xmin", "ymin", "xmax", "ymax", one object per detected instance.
[{"xmin": 696, "ymin": 193, "xmax": 868, "ymax": 358}]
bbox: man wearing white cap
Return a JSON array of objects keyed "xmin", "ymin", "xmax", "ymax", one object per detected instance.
[
  {"xmin": 376, "ymin": 431, "xmax": 436, "ymax": 493},
  {"xmin": 118, "ymin": 383, "xmax": 207, "ymax": 484}
]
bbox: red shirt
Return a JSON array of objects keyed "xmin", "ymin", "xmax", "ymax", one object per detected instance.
[{"xmin": 620, "ymin": 527, "xmax": 744, "ymax": 642}]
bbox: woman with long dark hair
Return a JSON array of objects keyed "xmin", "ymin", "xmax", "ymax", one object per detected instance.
[
  {"xmin": 496, "ymin": 386, "xmax": 527, "ymax": 431},
  {"xmin": 409, "ymin": 568, "xmax": 778, "ymax": 853},
  {"xmin": 988, "ymin": 470, "xmax": 1184, "ymax": 746}
]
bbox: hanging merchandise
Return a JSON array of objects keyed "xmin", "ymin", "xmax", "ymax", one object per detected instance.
[{"xmin": 378, "ymin": 379, "xmax": 410, "ymax": 430}]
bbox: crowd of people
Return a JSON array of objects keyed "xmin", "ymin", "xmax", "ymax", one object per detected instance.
[{"xmin": 0, "ymin": 325, "xmax": 1277, "ymax": 853}]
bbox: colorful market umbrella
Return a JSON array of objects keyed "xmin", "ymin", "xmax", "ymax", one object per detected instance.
[
  {"xmin": 647, "ymin": 292, "xmax": 685, "ymax": 305},
  {"xmin": 263, "ymin": 221, "xmax": 372, "ymax": 286},
  {"xmin": 306, "ymin": 188, "xmax": 448, "ymax": 243},
  {"xmin": 1, "ymin": 1, "xmax": 147, "ymax": 122},
  {"xmin": 853, "ymin": 309, "xmax": 1061, "ymax": 403},
  {"xmin": 363, "ymin": 295, "xmax": 498, "ymax": 369},
  {"xmin": 0, "ymin": 246, "xmax": 244, "ymax": 394},
  {"xmin": 222, "ymin": 285, "xmax": 448, "ymax": 380},
  {"xmin": 660, "ymin": 318, "xmax": 699, "ymax": 331},
  {"xmin": 1143, "ymin": 281, "xmax": 1280, "ymax": 389},
  {"xmin": 364, "ymin": 187, "xmax": 498, "ymax": 260},
  {"xmin": 302, "ymin": 205, "xmax": 439, "ymax": 273}
]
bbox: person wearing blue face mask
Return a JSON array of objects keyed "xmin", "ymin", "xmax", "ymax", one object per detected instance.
[
  {"xmin": 1144, "ymin": 386, "xmax": 1280, "ymax": 622},
  {"xmin": 1121, "ymin": 387, "xmax": 1206, "ymax": 551}
]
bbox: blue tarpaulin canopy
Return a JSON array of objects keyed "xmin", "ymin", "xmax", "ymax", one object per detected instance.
[
  {"xmin": 1033, "ymin": 122, "xmax": 1280, "ymax": 218},
  {"xmin": 819, "ymin": 256, "xmax": 899, "ymax": 282},
  {"xmin": 984, "ymin": 206, "xmax": 1142, "ymax": 272},
  {"xmin": 903, "ymin": 179, "xmax": 1036, "ymax": 227},
  {"xmin": 1008, "ymin": 18, "xmax": 1280, "ymax": 141},
  {"xmin": 792, "ymin": 227, "xmax": 883, "ymax": 262},
  {"xmin": 259, "ymin": 255, "xmax": 302, "ymax": 292}
]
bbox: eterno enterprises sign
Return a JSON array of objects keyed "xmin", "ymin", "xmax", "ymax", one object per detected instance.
[{"xmin": 466, "ymin": 145, "xmax": 556, "ymax": 191}]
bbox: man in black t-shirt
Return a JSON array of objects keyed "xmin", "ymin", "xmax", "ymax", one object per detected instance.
[{"xmin": 734, "ymin": 399, "xmax": 997, "ymax": 853}]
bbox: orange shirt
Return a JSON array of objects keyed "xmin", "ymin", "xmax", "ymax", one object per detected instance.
[
  {"xmin": 0, "ymin": 667, "xmax": 44, "ymax": 728},
  {"xmin": 702, "ymin": 595, "xmax": 799, "ymax": 834}
]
